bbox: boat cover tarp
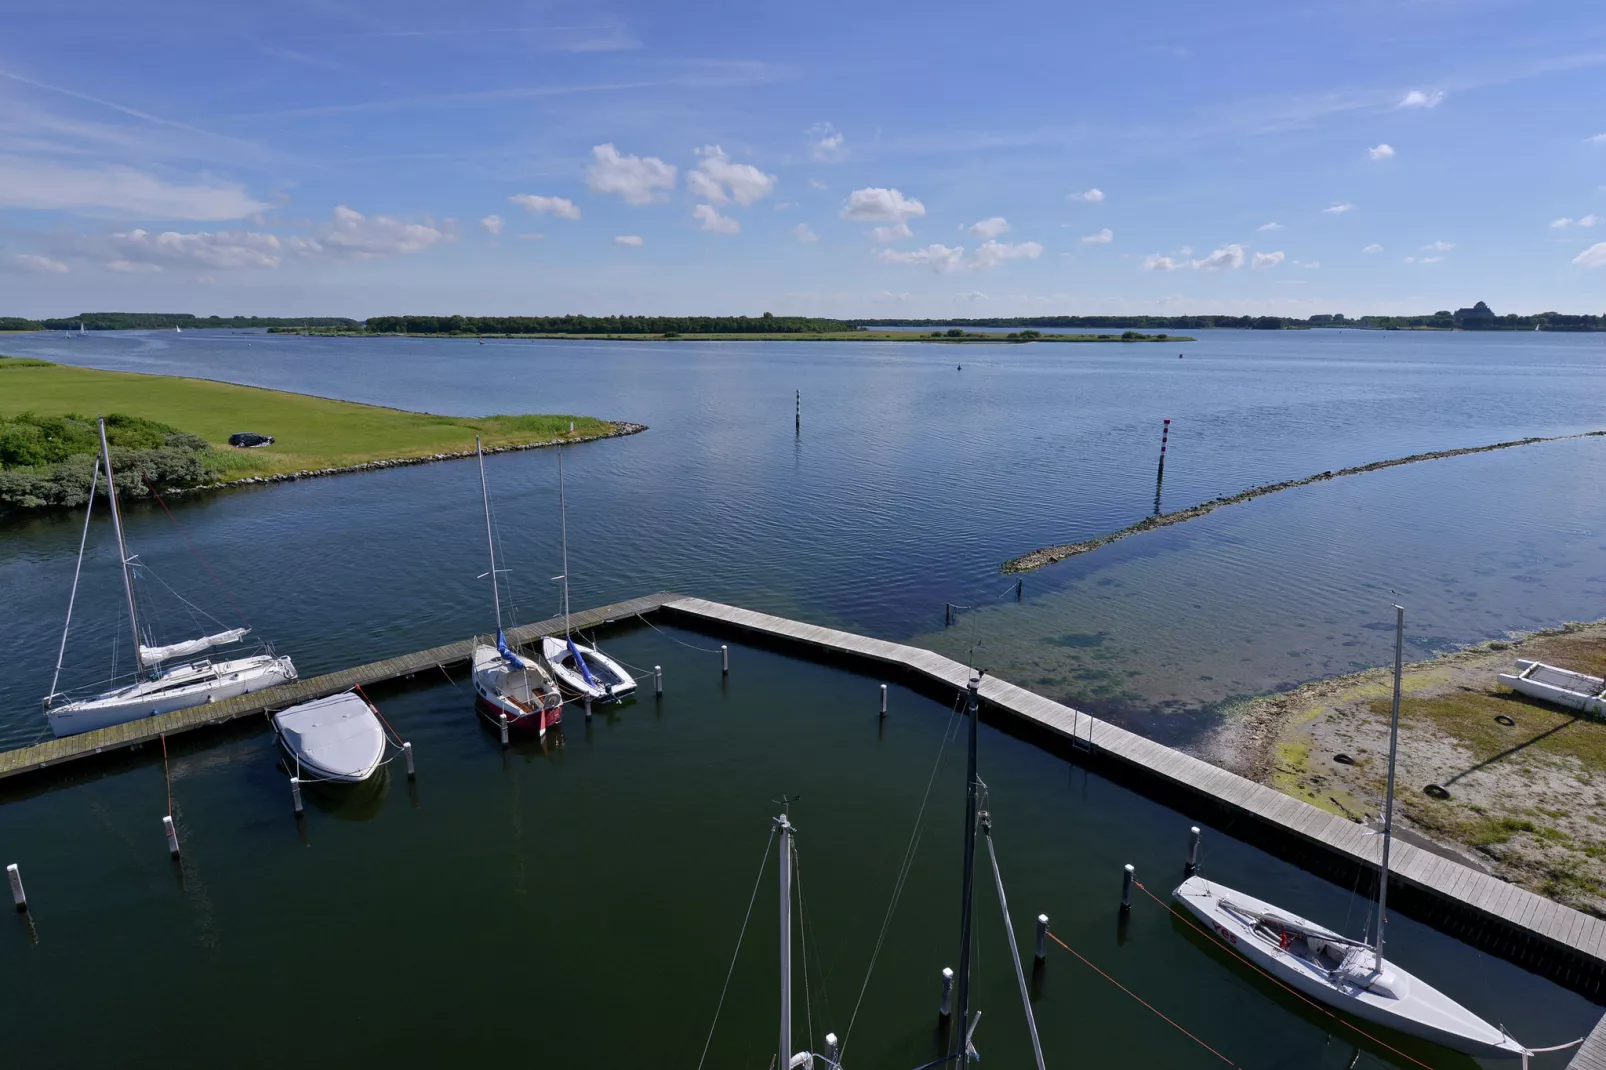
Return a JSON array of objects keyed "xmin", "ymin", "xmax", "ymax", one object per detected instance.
[{"xmin": 139, "ymin": 627, "xmax": 249, "ymax": 667}]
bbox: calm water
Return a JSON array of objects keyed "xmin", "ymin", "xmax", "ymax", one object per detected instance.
[{"xmin": 1, "ymin": 329, "xmax": 1604, "ymax": 1065}]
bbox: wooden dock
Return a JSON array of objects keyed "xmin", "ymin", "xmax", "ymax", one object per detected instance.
[
  {"xmin": 0, "ymin": 591, "xmax": 676, "ymax": 781},
  {"xmin": 1575, "ymin": 1018, "xmax": 1606, "ymax": 1070}
]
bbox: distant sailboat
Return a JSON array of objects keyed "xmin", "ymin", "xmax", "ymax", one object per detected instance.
[
  {"xmin": 175, "ymin": 325, "xmax": 182, "ymax": 333},
  {"xmin": 44, "ymin": 417, "xmax": 297, "ymax": 737},
  {"xmin": 78, "ymin": 320, "xmax": 85, "ymax": 336}
]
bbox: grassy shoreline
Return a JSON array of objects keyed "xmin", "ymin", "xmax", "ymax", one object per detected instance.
[{"xmin": 0, "ymin": 357, "xmax": 631, "ymax": 488}]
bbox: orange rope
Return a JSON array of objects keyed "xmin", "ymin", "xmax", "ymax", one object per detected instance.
[
  {"xmin": 160, "ymin": 733, "xmax": 173, "ymax": 816},
  {"xmin": 1045, "ymin": 929, "xmax": 1242, "ymax": 1066},
  {"xmin": 1132, "ymin": 881, "xmax": 1438, "ymax": 1070},
  {"xmin": 353, "ymin": 683, "xmax": 403, "ymax": 746}
]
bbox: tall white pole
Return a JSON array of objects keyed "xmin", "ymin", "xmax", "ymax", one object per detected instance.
[
  {"xmin": 475, "ymin": 437, "xmax": 502, "ymax": 630},
  {"xmin": 1376, "ymin": 603, "xmax": 1404, "ymax": 966},
  {"xmin": 98, "ymin": 417, "xmax": 145, "ymax": 677},
  {"xmin": 777, "ymin": 812, "xmax": 794, "ymax": 1070}
]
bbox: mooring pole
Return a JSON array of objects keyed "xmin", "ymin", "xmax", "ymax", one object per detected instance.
[
  {"xmin": 722, "ymin": 645, "xmax": 729, "ymax": 676},
  {"xmin": 162, "ymin": 815, "xmax": 180, "ymax": 859},
  {"xmin": 1186, "ymin": 826, "xmax": 1201, "ymax": 872},
  {"xmin": 795, "ymin": 390, "xmax": 800, "ymax": 434},
  {"xmin": 1120, "ymin": 863, "xmax": 1135, "ymax": 913},
  {"xmin": 655, "ymin": 665, "xmax": 663, "ymax": 696},
  {"xmin": 403, "ymin": 741, "xmax": 415, "ymax": 780},
  {"xmin": 777, "ymin": 812, "xmax": 794, "ymax": 1070},
  {"xmin": 880, "ymin": 683, "xmax": 888, "ymax": 719},
  {"xmin": 1016, "ymin": 578, "xmax": 1023, "ymax": 602},
  {"xmin": 952, "ymin": 674, "xmax": 982, "ymax": 1060},
  {"xmin": 1154, "ymin": 418, "xmax": 1170, "ymax": 515},
  {"xmin": 499, "ymin": 713, "xmax": 509, "ymax": 747},
  {"xmin": 7, "ymin": 863, "xmax": 26, "ymax": 911},
  {"xmin": 290, "ymin": 776, "xmax": 303, "ymax": 816},
  {"xmin": 1034, "ymin": 914, "xmax": 1049, "ymax": 963},
  {"xmin": 938, "ymin": 966, "xmax": 954, "ymax": 1020}
]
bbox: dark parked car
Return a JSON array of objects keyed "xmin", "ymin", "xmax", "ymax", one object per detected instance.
[{"xmin": 228, "ymin": 433, "xmax": 275, "ymax": 448}]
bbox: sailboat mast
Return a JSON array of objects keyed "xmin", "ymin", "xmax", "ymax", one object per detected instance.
[
  {"xmin": 558, "ymin": 448, "xmax": 571, "ymax": 633},
  {"xmin": 98, "ymin": 416, "xmax": 146, "ymax": 678},
  {"xmin": 47, "ymin": 458, "xmax": 100, "ymax": 704},
  {"xmin": 475, "ymin": 437, "xmax": 503, "ymax": 629},
  {"xmin": 1375, "ymin": 603, "xmax": 1405, "ymax": 964},
  {"xmin": 777, "ymin": 812, "xmax": 794, "ymax": 1070},
  {"xmin": 953, "ymin": 673, "xmax": 982, "ymax": 1059}
]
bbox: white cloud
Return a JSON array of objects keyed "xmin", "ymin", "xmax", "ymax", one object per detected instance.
[
  {"xmin": 614, "ymin": 234, "xmax": 643, "ymax": 247},
  {"xmin": 972, "ymin": 239, "xmax": 1042, "ymax": 268},
  {"xmin": 1573, "ymin": 242, "xmax": 1606, "ymax": 267},
  {"xmin": 1363, "ymin": 243, "xmax": 1383, "ymax": 254},
  {"xmin": 112, "ymin": 226, "xmax": 285, "ymax": 269},
  {"xmin": 1422, "ymin": 240, "xmax": 1454, "ymax": 252},
  {"xmin": 808, "ymin": 179, "xmax": 827, "ymax": 190},
  {"xmin": 807, "ymin": 122, "xmax": 846, "ymax": 162},
  {"xmin": 878, "ymin": 243, "xmax": 965, "ymax": 273},
  {"xmin": 586, "ymin": 143, "xmax": 676, "ymax": 205},
  {"xmin": 1368, "ymin": 143, "xmax": 1396, "ymax": 161},
  {"xmin": 1252, "ymin": 250, "xmax": 1285, "ymax": 269},
  {"xmin": 955, "ymin": 291, "xmax": 989, "ymax": 301},
  {"xmin": 1420, "ymin": 256, "xmax": 1443, "ymax": 263},
  {"xmin": 1141, "ymin": 253, "xmax": 1183, "ymax": 271},
  {"xmin": 1588, "ymin": 134, "xmax": 1606, "ymax": 145},
  {"xmin": 1303, "ymin": 260, "xmax": 1320, "ymax": 269},
  {"xmin": 1257, "ymin": 222, "xmax": 1284, "ymax": 231},
  {"xmin": 842, "ymin": 187, "xmax": 926, "ymax": 222},
  {"xmin": 1398, "ymin": 89, "xmax": 1445, "ymax": 109},
  {"xmin": 692, "ymin": 203, "xmax": 740, "ymax": 233},
  {"xmin": 689, "ymin": 145, "xmax": 777, "ymax": 206},
  {"xmin": 0, "ymin": 158, "xmax": 267, "ymax": 220},
  {"xmin": 792, "ymin": 223, "xmax": 819, "ymax": 244},
  {"xmin": 872, "ymin": 222, "xmax": 914, "ymax": 243},
  {"xmin": 1581, "ymin": 214, "xmax": 1603, "ymax": 227},
  {"xmin": 1322, "ymin": 202, "xmax": 1355, "ymax": 214},
  {"xmin": 1551, "ymin": 218, "xmax": 1574, "ymax": 229},
  {"xmin": 1067, "ymin": 188, "xmax": 1104, "ymax": 202},
  {"xmin": 106, "ymin": 259, "xmax": 161, "ymax": 274},
  {"xmin": 14, "ymin": 252, "xmax": 68, "ymax": 273},
  {"xmin": 290, "ymin": 205, "xmax": 453, "ymax": 260},
  {"xmin": 1193, "ymin": 243, "xmax": 1245, "ymax": 270},
  {"xmin": 966, "ymin": 216, "xmax": 1010, "ymax": 239},
  {"xmin": 509, "ymin": 194, "xmax": 581, "ymax": 220},
  {"xmin": 773, "ymin": 201, "xmax": 796, "ymax": 210},
  {"xmin": 1080, "ymin": 228, "xmax": 1113, "ymax": 244},
  {"xmin": 480, "ymin": 214, "xmax": 503, "ymax": 236}
]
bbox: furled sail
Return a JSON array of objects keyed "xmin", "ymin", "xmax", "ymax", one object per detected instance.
[{"xmin": 139, "ymin": 627, "xmax": 249, "ymax": 667}]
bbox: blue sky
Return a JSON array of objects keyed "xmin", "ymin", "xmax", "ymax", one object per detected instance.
[{"xmin": 2, "ymin": 0, "xmax": 1605, "ymax": 318}]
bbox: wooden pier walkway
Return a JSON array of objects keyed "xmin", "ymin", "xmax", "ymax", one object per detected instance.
[
  {"xmin": 0, "ymin": 591, "xmax": 675, "ymax": 781},
  {"xmin": 1575, "ymin": 1019, "xmax": 1606, "ymax": 1070}
]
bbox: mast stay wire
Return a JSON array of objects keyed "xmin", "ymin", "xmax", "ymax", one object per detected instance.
[
  {"xmin": 48, "ymin": 457, "xmax": 100, "ymax": 703},
  {"xmin": 696, "ymin": 824, "xmax": 778, "ymax": 1070},
  {"xmin": 982, "ymin": 819, "xmax": 1046, "ymax": 1070}
]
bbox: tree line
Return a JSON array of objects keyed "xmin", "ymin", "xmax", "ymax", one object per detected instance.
[
  {"xmin": 850, "ymin": 311, "xmax": 1606, "ymax": 331},
  {"xmin": 24, "ymin": 313, "xmax": 360, "ymax": 330},
  {"xmin": 362, "ymin": 313, "xmax": 860, "ymax": 335}
]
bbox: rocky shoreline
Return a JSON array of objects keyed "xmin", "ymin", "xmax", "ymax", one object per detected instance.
[{"xmin": 169, "ymin": 421, "xmax": 648, "ymax": 497}]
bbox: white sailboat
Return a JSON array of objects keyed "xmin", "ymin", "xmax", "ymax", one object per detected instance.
[
  {"xmin": 44, "ymin": 417, "xmax": 296, "ymax": 738},
  {"xmin": 539, "ymin": 448, "xmax": 636, "ymax": 701},
  {"xmin": 470, "ymin": 437, "xmax": 562, "ymax": 735},
  {"xmin": 1172, "ymin": 605, "xmax": 1529, "ymax": 1060},
  {"xmin": 272, "ymin": 692, "xmax": 386, "ymax": 782}
]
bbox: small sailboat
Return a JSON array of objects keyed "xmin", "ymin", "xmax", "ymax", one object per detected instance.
[
  {"xmin": 44, "ymin": 417, "xmax": 296, "ymax": 737},
  {"xmin": 174, "ymin": 326, "xmax": 182, "ymax": 333},
  {"xmin": 1499, "ymin": 659, "xmax": 1606, "ymax": 715},
  {"xmin": 272, "ymin": 692, "xmax": 386, "ymax": 782},
  {"xmin": 1172, "ymin": 606, "xmax": 1528, "ymax": 1059},
  {"xmin": 539, "ymin": 448, "xmax": 636, "ymax": 702},
  {"xmin": 470, "ymin": 437, "xmax": 562, "ymax": 735}
]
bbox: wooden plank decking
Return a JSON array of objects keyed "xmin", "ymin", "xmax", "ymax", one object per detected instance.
[
  {"xmin": 1574, "ymin": 1015, "xmax": 1606, "ymax": 1070},
  {"xmin": 657, "ymin": 595, "xmax": 1606, "ymax": 990},
  {"xmin": 0, "ymin": 591, "xmax": 676, "ymax": 781}
]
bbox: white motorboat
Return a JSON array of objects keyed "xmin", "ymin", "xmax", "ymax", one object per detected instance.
[
  {"xmin": 1171, "ymin": 605, "xmax": 1532, "ymax": 1061},
  {"xmin": 1499, "ymin": 659, "xmax": 1605, "ymax": 715},
  {"xmin": 272, "ymin": 692, "xmax": 386, "ymax": 783},
  {"xmin": 44, "ymin": 416, "xmax": 296, "ymax": 738},
  {"xmin": 469, "ymin": 437, "xmax": 562, "ymax": 735},
  {"xmin": 540, "ymin": 447, "xmax": 636, "ymax": 702}
]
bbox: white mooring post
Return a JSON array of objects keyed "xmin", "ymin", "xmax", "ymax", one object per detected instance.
[
  {"xmin": 7, "ymin": 863, "xmax": 25, "ymax": 911},
  {"xmin": 1120, "ymin": 863, "xmax": 1135, "ymax": 913},
  {"xmin": 403, "ymin": 741, "xmax": 415, "ymax": 779},
  {"xmin": 1187, "ymin": 826, "xmax": 1201, "ymax": 872},
  {"xmin": 654, "ymin": 665, "xmax": 663, "ymax": 696},
  {"xmin": 162, "ymin": 815, "xmax": 180, "ymax": 859},
  {"xmin": 825, "ymin": 1032, "xmax": 840, "ymax": 1066},
  {"xmin": 584, "ymin": 697, "xmax": 592, "ymax": 720},
  {"xmin": 1034, "ymin": 914, "xmax": 1049, "ymax": 962},
  {"xmin": 290, "ymin": 776, "xmax": 303, "ymax": 816},
  {"xmin": 938, "ymin": 966, "xmax": 954, "ymax": 1019},
  {"xmin": 499, "ymin": 713, "xmax": 509, "ymax": 746},
  {"xmin": 880, "ymin": 683, "xmax": 888, "ymax": 718},
  {"xmin": 721, "ymin": 645, "xmax": 729, "ymax": 676}
]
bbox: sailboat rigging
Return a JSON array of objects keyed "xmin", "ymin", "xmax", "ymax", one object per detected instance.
[
  {"xmin": 44, "ymin": 416, "xmax": 296, "ymax": 737},
  {"xmin": 469, "ymin": 437, "xmax": 562, "ymax": 735},
  {"xmin": 540, "ymin": 447, "xmax": 636, "ymax": 701}
]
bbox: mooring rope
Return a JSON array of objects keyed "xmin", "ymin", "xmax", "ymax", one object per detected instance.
[
  {"xmin": 635, "ymin": 612, "xmax": 726, "ymax": 653},
  {"xmin": 697, "ymin": 824, "xmax": 778, "ymax": 1070},
  {"xmin": 161, "ymin": 733, "xmax": 174, "ymax": 817}
]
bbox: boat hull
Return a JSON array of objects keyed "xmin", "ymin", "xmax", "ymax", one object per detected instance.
[
  {"xmin": 272, "ymin": 692, "xmax": 386, "ymax": 783},
  {"xmin": 1499, "ymin": 659, "xmax": 1606, "ymax": 715},
  {"xmin": 472, "ymin": 644, "xmax": 562, "ymax": 736},
  {"xmin": 1172, "ymin": 876, "xmax": 1524, "ymax": 1059},
  {"xmin": 48, "ymin": 655, "xmax": 298, "ymax": 738},
  {"xmin": 540, "ymin": 636, "xmax": 637, "ymax": 701}
]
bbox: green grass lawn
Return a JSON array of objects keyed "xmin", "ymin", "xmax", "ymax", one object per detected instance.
[{"xmin": 0, "ymin": 357, "xmax": 619, "ymax": 480}]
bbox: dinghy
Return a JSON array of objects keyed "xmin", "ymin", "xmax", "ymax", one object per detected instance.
[
  {"xmin": 469, "ymin": 437, "xmax": 562, "ymax": 734},
  {"xmin": 45, "ymin": 416, "xmax": 296, "ymax": 738},
  {"xmin": 272, "ymin": 692, "xmax": 386, "ymax": 783},
  {"xmin": 540, "ymin": 447, "xmax": 636, "ymax": 702},
  {"xmin": 1171, "ymin": 606, "xmax": 1532, "ymax": 1061},
  {"xmin": 1498, "ymin": 659, "xmax": 1605, "ymax": 715}
]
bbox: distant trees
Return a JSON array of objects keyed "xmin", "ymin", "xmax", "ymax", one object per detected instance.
[
  {"xmin": 849, "ymin": 308, "xmax": 1606, "ymax": 332},
  {"xmin": 364, "ymin": 314, "xmax": 860, "ymax": 335},
  {"xmin": 33, "ymin": 313, "xmax": 360, "ymax": 331}
]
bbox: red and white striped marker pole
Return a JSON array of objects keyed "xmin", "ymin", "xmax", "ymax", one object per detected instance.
[{"xmin": 1154, "ymin": 419, "xmax": 1170, "ymax": 515}]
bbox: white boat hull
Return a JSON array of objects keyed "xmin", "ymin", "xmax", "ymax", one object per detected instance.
[
  {"xmin": 48, "ymin": 655, "xmax": 298, "ymax": 737},
  {"xmin": 540, "ymin": 635, "xmax": 636, "ymax": 701},
  {"xmin": 472, "ymin": 643, "xmax": 562, "ymax": 735},
  {"xmin": 272, "ymin": 692, "xmax": 386, "ymax": 782},
  {"xmin": 1499, "ymin": 659, "xmax": 1606, "ymax": 715},
  {"xmin": 1172, "ymin": 876, "xmax": 1525, "ymax": 1059}
]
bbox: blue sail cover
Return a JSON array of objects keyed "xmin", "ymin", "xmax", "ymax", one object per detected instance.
[
  {"xmin": 567, "ymin": 637, "xmax": 600, "ymax": 688},
  {"xmin": 497, "ymin": 629, "xmax": 522, "ymax": 666}
]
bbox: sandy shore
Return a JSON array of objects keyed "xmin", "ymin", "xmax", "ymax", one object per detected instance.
[{"xmin": 1201, "ymin": 620, "xmax": 1606, "ymax": 916}]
